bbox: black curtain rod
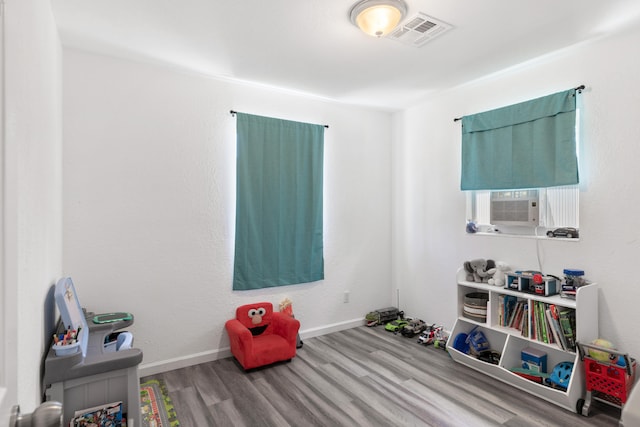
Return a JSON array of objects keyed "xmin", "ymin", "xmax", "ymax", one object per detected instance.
[
  {"xmin": 230, "ymin": 110, "xmax": 329, "ymax": 128},
  {"xmin": 452, "ymin": 84, "xmax": 586, "ymax": 123}
]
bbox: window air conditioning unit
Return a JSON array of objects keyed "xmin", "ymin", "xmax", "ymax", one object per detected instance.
[{"xmin": 490, "ymin": 190, "xmax": 539, "ymax": 227}]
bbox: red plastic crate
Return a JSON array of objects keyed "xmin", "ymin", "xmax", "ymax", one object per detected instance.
[{"xmin": 584, "ymin": 356, "xmax": 636, "ymax": 406}]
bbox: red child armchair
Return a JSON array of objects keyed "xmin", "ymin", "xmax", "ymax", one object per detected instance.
[{"xmin": 225, "ymin": 302, "xmax": 301, "ymax": 370}]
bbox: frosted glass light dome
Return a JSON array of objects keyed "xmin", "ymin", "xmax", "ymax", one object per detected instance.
[{"xmin": 350, "ymin": 0, "xmax": 407, "ymax": 37}]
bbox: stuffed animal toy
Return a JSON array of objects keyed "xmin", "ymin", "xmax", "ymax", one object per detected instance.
[
  {"xmin": 463, "ymin": 261, "xmax": 475, "ymax": 282},
  {"xmin": 487, "ymin": 261, "xmax": 510, "ymax": 287},
  {"xmin": 466, "ymin": 220, "xmax": 478, "ymax": 234},
  {"xmin": 279, "ymin": 297, "xmax": 294, "ymax": 316},
  {"xmin": 463, "ymin": 259, "xmax": 496, "ymax": 283},
  {"xmin": 280, "ymin": 297, "xmax": 303, "ymax": 348}
]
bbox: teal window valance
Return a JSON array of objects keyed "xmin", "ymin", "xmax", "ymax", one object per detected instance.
[
  {"xmin": 233, "ymin": 113, "xmax": 325, "ymax": 291},
  {"xmin": 461, "ymin": 88, "xmax": 580, "ymax": 191}
]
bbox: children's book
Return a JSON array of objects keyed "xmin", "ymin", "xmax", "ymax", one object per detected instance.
[
  {"xmin": 70, "ymin": 401, "xmax": 123, "ymax": 427},
  {"xmin": 558, "ymin": 308, "xmax": 576, "ymax": 351},
  {"xmin": 545, "ymin": 308, "xmax": 563, "ymax": 349}
]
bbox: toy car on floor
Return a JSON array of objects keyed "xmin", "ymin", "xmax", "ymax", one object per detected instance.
[
  {"xmin": 417, "ymin": 325, "xmax": 443, "ymax": 345},
  {"xmin": 401, "ymin": 319, "xmax": 427, "ymax": 337},
  {"xmin": 434, "ymin": 336, "xmax": 449, "ymax": 350},
  {"xmin": 385, "ymin": 318, "xmax": 410, "ymax": 334},
  {"xmin": 433, "ymin": 329, "xmax": 449, "ymax": 350},
  {"xmin": 365, "ymin": 307, "xmax": 402, "ymax": 327}
]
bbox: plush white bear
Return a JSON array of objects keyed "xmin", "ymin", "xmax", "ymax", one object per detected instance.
[{"xmin": 487, "ymin": 261, "xmax": 510, "ymax": 287}]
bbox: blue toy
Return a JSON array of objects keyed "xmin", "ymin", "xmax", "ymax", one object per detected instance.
[
  {"xmin": 452, "ymin": 333, "xmax": 470, "ymax": 354},
  {"xmin": 546, "ymin": 361, "xmax": 574, "ymax": 390},
  {"xmin": 466, "ymin": 326, "xmax": 490, "ymax": 355}
]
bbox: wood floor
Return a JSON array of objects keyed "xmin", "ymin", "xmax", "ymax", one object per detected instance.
[{"xmin": 142, "ymin": 325, "xmax": 621, "ymax": 426}]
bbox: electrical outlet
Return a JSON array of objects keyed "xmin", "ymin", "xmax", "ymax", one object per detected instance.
[{"xmin": 343, "ymin": 291, "xmax": 350, "ymax": 303}]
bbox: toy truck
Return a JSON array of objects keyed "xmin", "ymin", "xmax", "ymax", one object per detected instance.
[{"xmin": 365, "ymin": 307, "xmax": 402, "ymax": 326}]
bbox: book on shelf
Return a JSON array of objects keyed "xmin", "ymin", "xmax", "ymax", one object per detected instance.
[
  {"xmin": 527, "ymin": 301, "xmax": 579, "ymax": 348},
  {"xmin": 506, "ymin": 298, "xmax": 518, "ymax": 327},
  {"xmin": 497, "ymin": 294, "xmax": 577, "ymax": 352},
  {"xmin": 512, "ymin": 302, "xmax": 524, "ymax": 329},
  {"xmin": 499, "ymin": 295, "xmax": 518, "ymax": 327},
  {"xmin": 70, "ymin": 401, "xmax": 122, "ymax": 427},
  {"xmin": 558, "ymin": 308, "xmax": 576, "ymax": 352},
  {"xmin": 549, "ymin": 304, "xmax": 569, "ymax": 351},
  {"xmin": 537, "ymin": 302, "xmax": 544, "ymax": 342},
  {"xmin": 521, "ymin": 303, "xmax": 529, "ymax": 338},
  {"xmin": 540, "ymin": 301, "xmax": 550, "ymax": 344},
  {"xmin": 545, "ymin": 304, "xmax": 556, "ymax": 345},
  {"xmin": 530, "ymin": 303, "xmax": 537, "ymax": 341},
  {"xmin": 498, "ymin": 295, "xmax": 529, "ymax": 331},
  {"xmin": 545, "ymin": 308, "xmax": 561, "ymax": 349}
]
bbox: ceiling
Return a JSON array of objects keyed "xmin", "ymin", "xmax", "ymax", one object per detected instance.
[{"xmin": 51, "ymin": 0, "xmax": 640, "ymax": 111}]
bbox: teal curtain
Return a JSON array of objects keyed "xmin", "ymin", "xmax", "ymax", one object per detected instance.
[
  {"xmin": 461, "ymin": 88, "xmax": 579, "ymax": 190},
  {"xmin": 233, "ymin": 113, "xmax": 324, "ymax": 290}
]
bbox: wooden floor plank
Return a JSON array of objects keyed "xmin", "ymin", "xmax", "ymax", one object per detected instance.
[{"xmin": 143, "ymin": 325, "xmax": 621, "ymax": 426}]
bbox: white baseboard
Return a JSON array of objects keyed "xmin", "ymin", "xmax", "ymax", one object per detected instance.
[
  {"xmin": 138, "ymin": 318, "xmax": 364, "ymax": 377},
  {"xmin": 297, "ymin": 317, "xmax": 364, "ymax": 340},
  {"xmin": 139, "ymin": 348, "xmax": 232, "ymax": 378}
]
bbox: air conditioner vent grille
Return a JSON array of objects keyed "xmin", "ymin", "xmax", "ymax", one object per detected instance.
[
  {"xmin": 412, "ymin": 20, "xmax": 437, "ymax": 33},
  {"xmin": 492, "ymin": 200, "xmax": 531, "ymax": 222},
  {"xmin": 490, "ymin": 190, "xmax": 539, "ymax": 227},
  {"xmin": 386, "ymin": 12, "xmax": 452, "ymax": 47}
]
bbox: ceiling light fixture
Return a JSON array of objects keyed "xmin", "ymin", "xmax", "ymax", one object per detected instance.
[{"xmin": 349, "ymin": 0, "xmax": 408, "ymax": 38}]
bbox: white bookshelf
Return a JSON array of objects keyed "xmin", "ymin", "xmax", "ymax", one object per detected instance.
[{"xmin": 447, "ymin": 268, "xmax": 598, "ymax": 413}]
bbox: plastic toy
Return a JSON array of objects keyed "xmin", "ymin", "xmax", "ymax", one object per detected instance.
[
  {"xmin": 401, "ymin": 318, "xmax": 427, "ymax": 337},
  {"xmin": 417, "ymin": 324, "xmax": 443, "ymax": 345},
  {"xmin": 384, "ymin": 318, "xmax": 410, "ymax": 334},
  {"xmin": 588, "ymin": 338, "xmax": 624, "ymax": 365},
  {"xmin": 533, "ymin": 273, "xmax": 545, "ymax": 295},
  {"xmin": 452, "ymin": 332, "xmax": 470, "ymax": 354},
  {"xmin": 466, "ymin": 327, "xmax": 490, "ymax": 355},
  {"xmin": 477, "ymin": 350, "xmax": 501, "ymax": 365},
  {"xmin": 546, "ymin": 361, "xmax": 574, "ymax": 390},
  {"xmin": 547, "ymin": 227, "xmax": 579, "ymax": 238},
  {"xmin": 433, "ymin": 327, "xmax": 449, "ymax": 350},
  {"xmin": 510, "ymin": 367, "xmax": 549, "ymax": 384},
  {"xmin": 577, "ymin": 341, "xmax": 636, "ymax": 417},
  {"xmin": 365, "ymin": 307, "xmax": 401, "ymax": 327},
  {"xmin": 433, "ymin": 332, "xmax": 449, "ymax": 351},
  {"xmin": 561, "ymin": 269, "xmax": 588, "ymax": 299}
]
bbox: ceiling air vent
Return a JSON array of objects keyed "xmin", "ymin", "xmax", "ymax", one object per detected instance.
[{"xmin": 386, "ymin": 13, "xmax": 452, "ymax": 47}]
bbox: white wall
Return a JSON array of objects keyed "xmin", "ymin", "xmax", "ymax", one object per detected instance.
[
  {"xmin": 2, "ymin": 0, "xmax": 62, "ymax": 416},
  {"xmin": 62, "ymin": 49, "xmax": 393, "ymax": 374},
  {"xmin": 392, "ymin": 24, "xmax": 640, "ymax": 358}
]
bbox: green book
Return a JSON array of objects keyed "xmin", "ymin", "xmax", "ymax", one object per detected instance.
[
  {"xmin": 559, "ymin": 309, "xmax": 576, "ymax": 351},
  {"xmin": 539, "ymin": 302, "xmax": 548, "ymax": 343}
]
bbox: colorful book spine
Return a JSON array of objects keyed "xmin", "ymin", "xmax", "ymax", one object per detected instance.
[
  {"xmin": 558, "ymin": 308, "xmax": 576, "ymax": 351},
  {"xmin": 545, "ymin": 308, "xmax": 561, "ymax": 348}
]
